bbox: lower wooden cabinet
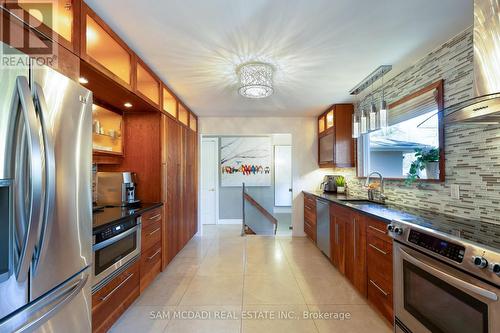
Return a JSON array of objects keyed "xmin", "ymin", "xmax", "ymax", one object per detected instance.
[
  {"xmin": 304, "ymin": 194, "xmax": 393, "ymax": 324},
  {"xmin": 140, "ymin": 207, "xmax": 162, "ymax": 292},
  {"xmin": 140, "ymin": 241, "xmax": 162, "ymax": 292},
  {"xmin": 366, "ymin": 218, "xmax": 394, "ymax": 322},
  {"xmin": 304, "ymin": 193, "xmax": 317, "ymax": 242},
  {"xmin": 92, "ymin": 260, "xmax": 140, "ymax": 333}
]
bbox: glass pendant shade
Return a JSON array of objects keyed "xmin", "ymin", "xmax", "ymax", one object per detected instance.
[
  {"xmin": 352, "ymin": 114, "xmax": 360, "ymax": 138},
  {"xmin": 238, "ymin": 62, "xmax": 274, "ymax": 98},
  {"xmin": 360, "ymin": 109, "xmax": 368, "ymax": 134},
  {"xmin": 369, "ymin": 102, "xmax": 378, "ymax": 130},
  {"xmin": 379, "ymin": 100, "xmax": 388, "ymax": 128}
]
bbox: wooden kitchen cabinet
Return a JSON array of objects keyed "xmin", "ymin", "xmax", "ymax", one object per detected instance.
[
  {"xmin": 81, "ymin": 3, "xmax": 133, "ymax": 88},
  {"xmin": 303, "ymin": 193, "xmax": 317, "ymax": 242},
  {"xmin": 345, "ymin": 212, "xmax": 367, "ymax": 296},
  {"xmin": 330, "ymin": 203, "xmax": 346, "ymax": 274},
  {"xmin": 92, "ymin": 260, "xmax": 140, "ymax": 333},
  {"xmin": 140, "ymin": 207, "xmax": 162, "ymax": 292},
  {"xmin": 366, "ymin": 217, "xmax": 393, "ymax": 322},
  {"xmin": 317, "ymin": 104, "xmax": 354, "ymax": 168},
  {"xmin": 7, "ymin": 0, "xmax": 81, "ymax": 53},
  {"xmin": 163, "ymin": 86, "xmax": 178, "ymax": 118},
  {"xmin": 178, "ymin": 103, "xmax": 189, "ymax": 126},
  {"xmin": 92, "ymin": 104, "xmax": 123, "ymax": 156},
  {"xmin": 136, "ymin": 60, "xmax": 161, "ymax": 107}
]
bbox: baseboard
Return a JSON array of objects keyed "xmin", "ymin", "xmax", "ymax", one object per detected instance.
[{"xmin": 218, "ymin": 219, "xmax": 242, "ymax": 225}]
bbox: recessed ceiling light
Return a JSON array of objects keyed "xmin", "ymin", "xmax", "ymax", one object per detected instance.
[
  {"xmin": 124, "ymin": 102, "xmax": 133, "ymax": 108},
  {"xmin": 78, "ymin": 77, "xmax": 89, "ymax": 84}
]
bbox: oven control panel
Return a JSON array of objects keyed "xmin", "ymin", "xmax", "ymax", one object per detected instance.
[
  {"xmin": 408, "ymin": 229, "xmax": 465, "ymax": 263},
  {"xmin": 95, "ymin": 218, "xmax": 137, "ymax": 243}
]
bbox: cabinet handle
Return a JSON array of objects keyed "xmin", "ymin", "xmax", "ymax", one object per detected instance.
[
  {"xmin": 369, "ymin": 243, "xmax": 388, "ymax": 255},
  {"xmin": 100, "ymin": 273, "xmax": 134, "ymax": 302},
  {"xmin": 368, "ymin": 225, "xmax": 386, "ymax": 235},
  {"xmin": 148, "ymin": 214, "xmax": 161, "ymax": 222},
  {"xmin": 369, "ymin": 279, "xmax": 388, "ymax": 296},
  {"xmin": 148, "ymin": 227, "xmax": 161, "ymax": 237},
  {"xmin": 335, "ymin": 223, "xmax": 339, "ymax": 244},
  {"xmin": 147, "ymin": 249, "xmax": 161, "ymax": 261},
  {"xmin": 353, "ymin": 218, "xmax": 357, "ymax": 259}
]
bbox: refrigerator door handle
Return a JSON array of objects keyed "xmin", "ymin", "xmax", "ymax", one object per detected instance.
[
  {"xmin": 0, "ymin": 271, "xmax": 89, "ymax": 333},
  {"xmin": 12, "ymin": 76, "xmax": 43, "ymax": 282},
  {"xmin": 31, "ymin": 83, "xmax": 56, "ymax": 273}
]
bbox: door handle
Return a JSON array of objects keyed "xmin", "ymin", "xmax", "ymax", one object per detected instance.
[
  {"xmin": 0, "ymin": 271, "xmax": 88, "ymax": 333},
  {"xmin": 353, "ymin": 218, "xmax": 356, "ymax": 259},
  {"xmin": 399, "ymin": 248, "xmax": 498, "ymax": 301},
  {"xmin": 12, "ymin": 76, "xmax": 44, "ymax": 282},
  {"xmin": 32, "ymin": 83, "xmax": 56, "ymax": 273}
]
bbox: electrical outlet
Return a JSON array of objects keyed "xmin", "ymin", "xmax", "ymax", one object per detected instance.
[{"xmin": 451, "ymin": 184, "xmax": 460, "ymax": 200}]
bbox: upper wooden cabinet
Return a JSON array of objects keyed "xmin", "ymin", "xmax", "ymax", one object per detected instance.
[
  {"xmin": 162, "ymin": 86, "xmax": 177, "ymax": 118},
  {"xmin": 318, "ymin": 104, "xmax": 354, "ymax": 168},
  {"xmin": 81, "ymin": 3, "xmax": 132, "ymax": 87},
  {"xmin": 136, "ymin": 61, "xmax": 160, "ymax": 106},
  {"xmin": 92, "ymin": 104, "xmax": 123, "ymax": 155},
  {"xmin": 178, "ymin": 103, "xmax": 189, "ymax": 126},
  {"xmin": 5, "ymin": 0, "xmax": 80, "ymax": 53},
  {"xmin": 189, "ymin": 113, "xmax": 197, "ymax": 132}
]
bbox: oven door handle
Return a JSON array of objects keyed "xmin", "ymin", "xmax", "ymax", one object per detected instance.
[
  {"xmin": 400, "ymin": 248, "xmax": 498, "ymax": 301},
  {"xmin": 93, "ymin": 225, "xmax": 140, "ymax": 252}
]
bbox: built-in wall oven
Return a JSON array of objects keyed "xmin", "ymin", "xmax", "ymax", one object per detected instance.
[
  {"xmin": 388, "ymin": 220, "xmax": 500, "ymax": 333},
  {"xmin": 92, "ymin": 216, "xmax": 141, "ymax": 287}
]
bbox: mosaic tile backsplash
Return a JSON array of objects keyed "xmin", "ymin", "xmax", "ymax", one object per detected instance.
[{"xmin": 338, "ymin": 28, "xmax": 500, "ymax": 225}]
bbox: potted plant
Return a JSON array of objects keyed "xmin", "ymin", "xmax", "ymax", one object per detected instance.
[
  {"xmin": 406, "ymin": 148, "xmax": 440, "ymax": 184},
  {"xmin": 336, "ymin": 176, "xmax": 346, "ymax": 193}
]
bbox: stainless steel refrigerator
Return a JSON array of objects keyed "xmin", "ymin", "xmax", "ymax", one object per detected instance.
[{"xmin": 0, "ymin": 41, "xmax": 93, "ymax": 332}]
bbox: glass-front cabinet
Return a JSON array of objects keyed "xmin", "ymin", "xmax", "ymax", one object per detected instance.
[
  {"xmin": 83, "ymin": 7, "xmax": 132, "ymax": 87},
  {"xmin": 189, "ymin": 113, "xmax": 197, "ymax": 132},
  {"xmin": 136, "ymin": 62, "xmax": 160, "ymax": 106},
  {"xmin": 13, "ymin": 0, "xmax": 77, "ymax": 51},
  {"xmin": 92, "ymin": 105, "xmax": 123, "ymax": 155},
  {"xmin": 163, "ymin": 87, "xmax": 177, "ymax": 118},
  {"xmin": 178, "ymin": 103, "xmax": 189, "ymax": 126}
]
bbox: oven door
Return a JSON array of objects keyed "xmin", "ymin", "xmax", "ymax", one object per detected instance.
[
  {"xmin": 394, "ymin": 242, "xmax": 499, "ymax": 333},
  {"xmin": 92, "ymin": 224, "xmax": 141, "ymax": 287}
]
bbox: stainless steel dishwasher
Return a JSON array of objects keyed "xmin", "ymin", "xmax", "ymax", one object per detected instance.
[{"xmin": 316, "ymin": 199, "xmax": 331, "ymax": 258}]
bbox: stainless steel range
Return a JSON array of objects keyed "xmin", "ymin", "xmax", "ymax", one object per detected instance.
[{"xmin": 388, "ymin": 219, "xmax": 500, "ymax": 333}]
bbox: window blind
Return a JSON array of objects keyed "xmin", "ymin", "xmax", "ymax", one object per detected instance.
[{"xmin": 388, "ymin": 89, "xmax": 438, "ymax": 126}]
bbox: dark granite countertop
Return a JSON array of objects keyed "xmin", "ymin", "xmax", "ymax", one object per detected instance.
[
  {"xmin": 304, "ymin": 191, "xmax": 500, "ymax": 250},
  {"xmin": 92, "ymin": 202, "xmax": 163, "ymax": 232}
]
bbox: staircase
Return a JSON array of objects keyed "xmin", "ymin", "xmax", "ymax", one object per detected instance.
[{"xmin": 241, "ymin": 183, "xmax": 278, "ymax": 236}]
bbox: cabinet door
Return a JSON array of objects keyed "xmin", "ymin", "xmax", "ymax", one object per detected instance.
[
  {"xmin": 318, "ymin": 132, "xmax": 334, "ymax": 165},
  {"xmin": 81, "ymin": 4, "xmax": 132, "ymax": 88},
  {"xmin": 330, "ymin": 204, "xmax": 346, "ymax": 274},
  {"xmin": 136, "ymin": 61, "xmax": 160, "ymax": 106},
  {"xmin": 10, "ymin": 0, "xmax": 79, "ymax": 52},
  {"xmin": 350, "ymin": 213, "xmax": 367, "ymax": 296}
]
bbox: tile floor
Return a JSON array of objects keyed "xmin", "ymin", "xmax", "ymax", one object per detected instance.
[{"xmin": 110, "ymin": 225, "xmax": 392, "ymax": 333}]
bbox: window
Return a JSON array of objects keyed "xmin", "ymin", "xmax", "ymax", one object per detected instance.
[{"xmin": 358, "ymin": 82, "xmax": 443, "ymax": 180}]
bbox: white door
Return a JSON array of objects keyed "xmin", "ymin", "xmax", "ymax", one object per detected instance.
[
  {"xmin": 201, "ymin": 138, "xmax": 218, "ymax": 224},
  {"xmin": 274, "ymin": 145, "xmax": 292, "ymax": 206}
]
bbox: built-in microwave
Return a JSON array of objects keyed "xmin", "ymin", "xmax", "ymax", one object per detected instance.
[{"xmin": 92, "ymin": 216, "xmax": 141, "ymax": 288}]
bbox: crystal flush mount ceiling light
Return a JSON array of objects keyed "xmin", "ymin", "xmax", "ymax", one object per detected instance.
[{"xmin": 237, "ymin": 62, "xmax": 274, "ymax": 99}]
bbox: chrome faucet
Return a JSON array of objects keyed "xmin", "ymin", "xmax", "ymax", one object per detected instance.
[{"xmin": 365, "ymin": 171, "xmax": 386, "ymax": 203}]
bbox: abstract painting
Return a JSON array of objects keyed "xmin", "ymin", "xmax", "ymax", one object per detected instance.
[{"xmin": 220, "ymin": 137, "xmax": 272, "ymax": 187}]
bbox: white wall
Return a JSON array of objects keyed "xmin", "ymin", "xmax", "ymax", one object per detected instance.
[{"xmin": 199, "ymin": 117, "xmax": 330, "ymax": 236}]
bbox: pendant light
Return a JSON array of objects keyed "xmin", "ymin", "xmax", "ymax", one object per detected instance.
[
  {"xmin": 379, "ymin": 76, "xmax": 388, "ymax": 128},
  {"xmin": 360, "ymin": 100, "xmax": 368, "ymax": 134},
  {"xmin": 368, "ymin": 83, "xmax": 378, "ymax": 130},
  {"xmin": 352, "ymin": 102, "xmax": 360, "ymax": 138}
]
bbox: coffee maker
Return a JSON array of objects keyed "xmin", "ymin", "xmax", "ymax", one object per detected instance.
[
  {"xmin": 320, "ymin": 175, "xmax": 340, "ymax": 193},
  {"xmin": 96, "ymin": 171, "xmax": 140, "ymax": 206}
]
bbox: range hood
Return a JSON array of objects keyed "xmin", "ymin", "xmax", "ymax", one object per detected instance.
[{"xmin": 446, "ymin": 0, "xmax": 500, "ymax": 124}]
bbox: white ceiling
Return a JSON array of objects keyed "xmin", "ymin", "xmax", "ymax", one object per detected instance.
[{"xmin": 85, "ymin": 0, "xmax": 472, "ymax": 117}]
